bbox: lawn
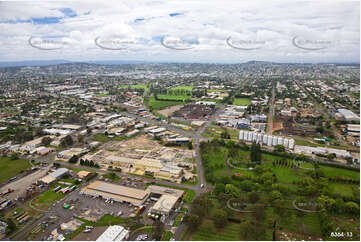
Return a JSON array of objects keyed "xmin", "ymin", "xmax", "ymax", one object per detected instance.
[
  {"xmin": 157, "ymin": 94, "xmax": 191, "ymax": 101},
  {"xmin": 31, "ymin": 184, "xmax": 67, "ymax": 210},
  {"xmin": 319, "ymin": 165, "xmax": 360, "ymax": 181},
  {"xmin": 208, "ymin": 89, "xmax": 228, "ymax": 93},
  {"xmin": 171, "ymin": 86, "xmax": 194, "ymax": 91},
  {"xmin": 329, "ymin": 183, "xmax": 357, "ymax": 197},
  {"xmin": 93, "ymin": 134, "xmax": 111, "ymax": 142},
  {"xmin": 0, "ymin": 157, "xmax": 31, "ymax": 184},
  {"xmin": 147, "ymin": 96, "xmax": 185, "ymax": 110},
  {"xmin": 162, "ymin": 230, "xmax": 174, "ymax": 241},
  {"xmin": 119, "ymin": 84, "xmax": 148, "ymax": 90},
  {"xmin": 191, "ymin": 219, "xmax": 241, "ymax": 241},
  {"xmin": 232, "ymin": 98, "xmax": 251, "ymax": 106}
]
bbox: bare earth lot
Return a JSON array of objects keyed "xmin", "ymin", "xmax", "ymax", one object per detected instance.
[{"xmin": 158, "ymin": 104, "xmax": 184, "ymax": 117}]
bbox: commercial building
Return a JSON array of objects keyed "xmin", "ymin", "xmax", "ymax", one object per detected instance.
[
  {"xmin": 337, "ymin": 109, "xmax": 360, "ymax": 122},
  {"xmin": 294, "ymin": 145, "xmax": 351, "ymax": 158},
  {"xmin": 80, "ymin": 181, "xmax": 149, "ymax": 206},
  {"xmin": 150, "ymin": 194, "xmax": 179, "ymax": 216},
  {"xmin": 77, "ymin": 171, "xmax": 92, "ymax": 180},
  {"xmin": 57, "ymin": 148, "xmax": 87, "ymax": 160},
  {"xmin": 346, "ymin": 124, "xmax": 360, "ymax": 137},
  {"xmin": 239, "ymin": 130, "xmax": 295, "ymax": 149},
  {"xmin": 96, "ymin": 225, "xmax": 129, "ymax": 241},
  {"xmin": 39, "ymin": 168, "xmax": 69, "ymax": 185}
]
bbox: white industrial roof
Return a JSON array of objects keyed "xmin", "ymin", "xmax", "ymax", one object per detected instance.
[
  {"xmin": 49, "ymin": 168, "xmax": 69, "ymax": 179},
  {"xmin": 96, "ymin": 225, "xmax": 129, "ymax": 241},
  {"xmin": 151, "ymin": 194, "xmax": 178, "ymax": 214}
]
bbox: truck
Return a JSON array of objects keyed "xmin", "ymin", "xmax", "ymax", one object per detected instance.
[
  {"xmin": 136, "ymin": 205, "xmax": 146, "ymax": 215},
  {"xmin": 53, "ymin": 186, "xmax": 62, "ymax": 192}
]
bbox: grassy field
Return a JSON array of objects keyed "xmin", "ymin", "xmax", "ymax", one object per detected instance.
[
  {"xmin": 93, "ymin": 134, "xmax": 111, "ymax": 142},
  {"xmin": 147, "ymin": 96, "xmax": 184, "ymax": 109},
  {"xmin": 95, "ymin": 93, "xmax": 110, "ymax": 97},
  {"xmin": 157, "ymin": 94, "xmax": 191, "ymax": 101},
  {"xmin": 171, "ymin": 86, "xmax": 194, "ymax": 91},
  {"xmin": 31, "ymin": 183, "xmax": 68, "ymax": 210},
  {"xmin": 191, "ymin": 219, "xmax": 241, "ymax": 241},
  {"xmin": 0, "ymin": 157, "xmax": 31, "ymax": 184},
  {"xmin": 329, "ymin": 183, "xmax": 357, "ymax": 197},
  {"xmin": 232, "ymin": 98, "xmax": 251, "ymax": 106},
  {"xmin": 119, "ymin": 84, "xmax": 147, "ymax": 90},
  {"xmin": 319, "ymin": 165, "xmax": 360, "ymax": 180},
  {"xmin": 208, "ymin": 89, "xmax": 228, "ymax": 93}
]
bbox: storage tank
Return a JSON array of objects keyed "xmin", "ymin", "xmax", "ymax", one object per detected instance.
[
  {"xmin": 257, "ymin": 133, "xmax": 263, "ymax": 143},
  {"xmin": 277, "ymin": 137, "xmax": 283, "ymax": 145},
  {"xmin": 283, "ymin": 138, "xmax": 289, "ymax": 147},
  {"xmin": 289, "ymin": 138, "xmax": 295, "ymax": 149},
  {"xmin": 263, "ymin": 135, "xmax": 268, "ymax": 145},
  {"xmin": 272, "ymin": 136, "xmax": 278, "ymax": 146},
  {"xmin": 267, "ymin": 135, "xmax": 273, "ymax": 146},
  {"xmin": 247, "ymin": 132, "xmax": 253, "ymax": 142},
  {"xmin": 239, "ymin": 130, "xmax": 244, "ymax": 140},
  {"xmin": 252, "ymin": 132, "xmax": 258, "ymax": 142}
]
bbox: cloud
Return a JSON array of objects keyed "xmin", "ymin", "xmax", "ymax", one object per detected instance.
[{"xmin": 0, "ymin": 0, "xmax": 359, "ymax": 63}]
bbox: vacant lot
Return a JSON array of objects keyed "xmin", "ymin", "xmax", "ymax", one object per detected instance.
[
  {"xmin": 0, "ymin": 157, "xmax": 31, "ymax": 184},
  {"xmin": 158, "ymin": 104, "xmax": 184, "ymax": 117},
  {"xmin": 147, "ymin": 97, "xmax": 184, "ymax": 109},
  {"xmin": 233, "ymin": 98, "xmax": 251, "ymax": 106},
  {"xmin": 171, "ymin": 86, "xmax": 194, "ymax": 91}
]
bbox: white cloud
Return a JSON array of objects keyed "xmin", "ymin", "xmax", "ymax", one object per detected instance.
[{"xmin": 0, "ymin": 0, "xmax": 359, "ymax": 63}]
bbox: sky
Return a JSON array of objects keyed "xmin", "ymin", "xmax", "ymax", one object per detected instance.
[{"xmin": 0, "ymin": 0, "xmax": 359, "ymax": 63}]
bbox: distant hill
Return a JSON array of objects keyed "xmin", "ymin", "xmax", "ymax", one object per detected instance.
[{"xmin": 0, "ymin": 59, "xmax": 150, "ymax": 67}]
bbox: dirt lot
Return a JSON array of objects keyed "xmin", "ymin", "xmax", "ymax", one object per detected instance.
[
  {"xmin": 158, "ymin": 104, "xmax": 184, "ymax": 117},
  {"xmin": 276, "ymin": 116, "xmax": 316, "ymax": 136},
  {"xmin": 0, "ymin": 166, "xmax": 50, "ymax": 200},
  {"xmin": 272, "ymin": 120, "xmax": 283, "ymax": 133}
]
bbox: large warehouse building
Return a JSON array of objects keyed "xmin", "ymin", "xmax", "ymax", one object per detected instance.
[
  {"xmin": 80, "ymin": 181, "xmax": 149, "ymax": 206},
  {"xmin": 96, "ymin": 225, "xmax": 129, "ymax": 241}
]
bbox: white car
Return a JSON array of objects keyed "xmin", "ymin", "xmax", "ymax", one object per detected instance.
[{"xmin": 200, "ymin": 184, "xmax": 204, "ymax": 188}]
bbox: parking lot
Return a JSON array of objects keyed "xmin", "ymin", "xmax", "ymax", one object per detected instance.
[{"xmin": 30, "ymin": 179, "xmax": 157, "ymax": 241}]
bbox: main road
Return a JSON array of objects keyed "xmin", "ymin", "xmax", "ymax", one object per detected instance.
[{"xmin": 267, "ymin": 85, "xmax": 275, "ymax": 135}]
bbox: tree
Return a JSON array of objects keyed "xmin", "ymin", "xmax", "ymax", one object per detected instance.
[
  {"xmin": 60, "ymin": 135, "xmax": 73, "ymax": 147},
  {"xmin": 316, "ymin": 126, "xmax": 324, "ymax": 134},
  {"xmin": 41, "ymin": 136, "xmax": 52, "ymax": 146},
  {"xmin": 10, "ymin": 152, "xmax": 19, "ymax": 160},
  {"xmin": 269, "ymin": 190, "xmax": 282, "ymax": 202},
  {"xmin": 248, "ymin": 191, "xmax": 260, "ymax": 203},
  {"xmin": 86, "ymin": 128, "xmax": 92, "ymax": 135},
  {"xmin": 203, "ymin": 219, "xmax": 216, "ymax": 233},
  {"xmin": 214, "ymin": 183, "xmax": 225, "ymax": 195},
  {"xmin": 183, "ymin": 214, "xmax": 201, "ymax": 232},
  {"xmin": 327, "ymin": 153, "xmax": 336, "ymax": 160},
  {"xmin": 152, "ymin": 220, "xmax": 164, "ymax": 240},
  {"xmin": 68, "ymin": 155, "xmax": 79, "ymax": 164},
  {"xmin": 250, "ymin": 142, "xmax": 261, "ymax": 163},
  {"xmin": 345, "ymin": 201, "xmax": 359, "ymax": 215},
  {"xmin": 187, "ymin": 141, "xmax": 193, "ymax": 150},
  {"xmin": 6, "ymin": 218, "xmax": 16, "ymax": 234},
  {"xmin": 274, "ymin": 144, "xmax": 285, "ymax": 153},
  {"xmin": 225, "ymin": 184, "xmax": 240, "ymax": 198},
  {"xmin": 213, "ymin": 209, "xmax": 228, "ymax": 228},
  {"xmin": 240, "ymin": 220, "xmax": 265, "ymax": 240}
]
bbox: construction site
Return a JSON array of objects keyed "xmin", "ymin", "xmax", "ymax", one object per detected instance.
[
  {"xmin": 172, "ymin": 104, "xmax": 216, "ymax": 120},
  {"xmin": 82, "ymin": 135, "xmax": 196, "ymax": 183},
  {"xmin": 275, "ymin": 115, "xmax": 317, "ymax": 136}
]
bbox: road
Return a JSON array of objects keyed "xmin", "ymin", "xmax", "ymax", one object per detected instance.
[{"xmin": 267, "ymin": 85, "xmax": 275, "ymax": 135}]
